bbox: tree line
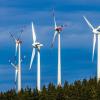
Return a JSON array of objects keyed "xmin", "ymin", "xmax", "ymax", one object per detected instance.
[{"xmin": 0, "ymin": 77, "xmax": 100, "ymax": 100}]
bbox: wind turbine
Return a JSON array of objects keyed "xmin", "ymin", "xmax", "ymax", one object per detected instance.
[
  {"xmin": 30, "ymin": 22, "xmax": 43, "ymax": 91},
  {"xmin": 9, "ymin": 31, "xmax": 23, "ymax": 92},
  {"xmin": 9, "ymin": 60, "xmax": 18, "ymax": 89},
  {"xmin": 51, "ymin": 11, "xmax": 66, "ymax": 86},
  {"xmin": 83, "ymin": 16, "xmax": 100, "ymax": 81}
]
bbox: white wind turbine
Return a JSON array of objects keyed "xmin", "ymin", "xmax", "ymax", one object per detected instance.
[
  {"xmin": 9, "ymin": 33, "xmax": 23, "ymax": 92},
  {"xmin": 30, "ymin": 22, "xmax": 43, "ymax": 91},
  {"xmin": 83, "ymin": 16, "xmax": 100, "ymax": 81},
  {"xmin": 9, "ymin": 61, "xmax": 18, "ymax": 89},
  {"xmin": 51, "ymin": 11, "xmax": 66, "ymax": 86}
]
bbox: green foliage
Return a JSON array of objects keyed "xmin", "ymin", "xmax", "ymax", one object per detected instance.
[{"xmin": 1, "ymin": 77, "xmax": 100, "ymax": 100}]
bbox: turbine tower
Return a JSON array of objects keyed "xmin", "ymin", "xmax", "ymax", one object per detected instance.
[
  {"xmin": 9, "ymin": 32, "xmax": 23, "ymax": 92},
  {"xmin": 83, "ymin": 16, "xmax": 100, "ymax": 81},
  {"xmin": 51, "ymin": 11, "xmax": 66, "ymax": 86},
  {"xmin": 30, "ymin": 22, "xmax": 43, "ymax": 91}
]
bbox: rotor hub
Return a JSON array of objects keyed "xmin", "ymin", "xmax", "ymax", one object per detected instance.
[
  {"xmin": 55, "ymin": 26, "xmax": 62, "ymax": 33},
  {"xmin": 16, "ymin": 40, "xmax": 22, "ymax": 44}
]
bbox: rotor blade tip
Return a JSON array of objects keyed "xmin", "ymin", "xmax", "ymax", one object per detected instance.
[
  {"xmin": 29, "ymin": 66, "xmax": 32, "ymax": 70},
  {"xmin": 92, "ymin": 56, "xmax": 94, "ymax": 62}
]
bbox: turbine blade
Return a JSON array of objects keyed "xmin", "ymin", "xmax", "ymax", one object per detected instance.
[
  {"xmin": 40, "ymin": 44, "xmax": 43, "ymax": 47},
  {"xmin": 51, "ymin": 31, "xmax": 57, "ymax": 47},
  {"xmin": 15, "ymin": 42, "xmax": 18, "ymax": 56},
  {"xmin": 53, "ymin": 11, "xmax": 57, "ymax": 29},
  {"xmin": 61, "ymin": 24, "xmax": 67, "ymax": 28},
  {"xmin": 92, "ymin": 34, "xmax": 96, "ymax": 61},
  {"xmin": 15, "ymin": 69, "xmax": 18, "ymax": 83},
  {"xmin": 30, "ymin": 48, "xmax": 35, "ymax": 69},
  {"xmin": 83, "ymin": 16, "xmax": 94, "ymax": 30},
  {"xmin": 32, "ymin": 22, "xmax": 36, "ymax": 43},
  {"xmin": 9, "ymin": 32, "xmax": 17, "ymax": 42},
  {"xmin": 11, "ymin": 63, "xmax": 16, "ymax": 69}
]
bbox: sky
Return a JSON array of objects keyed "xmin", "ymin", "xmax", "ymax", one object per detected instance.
[{"xmin": 0, "ymin": 0, "xmax": 100, "ymax": 91}]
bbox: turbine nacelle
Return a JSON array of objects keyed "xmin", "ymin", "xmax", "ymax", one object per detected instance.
[
  {"xmin": 93, "ymin": 26, "xmax": 100, "ymax": 34},
  {"xmin": 55, "ymin": 26, "xmax": 63, "ymax": 33},
  {"xmin": 55, "ymin": 24, "xmax": 67, "ymax": 33},
  {"xmin": 32, "ymin": 42, "xmax": 43, "ymax": 49},
  {"xmin": 15, "ymin": 40, "xmax": 22, "ymax": 44}
]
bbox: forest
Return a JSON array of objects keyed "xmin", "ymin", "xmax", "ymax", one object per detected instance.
[{"xmin": 0, "ymin": 77, "xmax": 100, "ymax": 100}]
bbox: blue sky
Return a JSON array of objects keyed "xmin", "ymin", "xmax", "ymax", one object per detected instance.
[{"xmin": 0, "ymin": 0, "xmax": 100, "ymax": 91}]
